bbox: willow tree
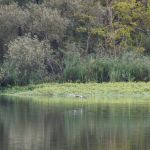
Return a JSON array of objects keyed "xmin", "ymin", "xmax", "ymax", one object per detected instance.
[{"xmin": 5, "ymin": 36, "xmax": 51, "ymax": 85}]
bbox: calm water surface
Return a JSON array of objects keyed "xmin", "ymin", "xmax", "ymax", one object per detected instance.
[{"xmin": 0, "ymin": 96, "xmax": 150, "ymax": 150}]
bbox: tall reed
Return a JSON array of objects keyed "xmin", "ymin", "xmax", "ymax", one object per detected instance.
[{"xmin": 63, "ymin": 54, "xmax": 150, "ymax": 82}]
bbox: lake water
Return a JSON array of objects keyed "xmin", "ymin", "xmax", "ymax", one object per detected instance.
[{"xmin": 0, "ymin": 96, "xmax": 150, "ymax": 150}]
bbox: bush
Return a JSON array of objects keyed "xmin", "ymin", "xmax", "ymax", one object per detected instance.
[{"xmin": 4, "ymin": 35, "xmax": 51, "ymax": 85}]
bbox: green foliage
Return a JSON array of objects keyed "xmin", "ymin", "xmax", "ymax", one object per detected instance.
[
  {"xmin": 4, "ymin": 35, "xmax": 51, "ymax": 85},
  {"xmin": 0, "ymin": 67, "xmax": 4, "ymax": 85},
  {"xmin": 87, "ymin": 58, "xmax": 111, "ymax": 82},
  {"xmin": 0, "ymin": 0, "xmax": 150, "ymax": 85},
  {"xmin": 111, "ymin": 0, "xmax": 150, "ymax": 53},
  {"xmin": 63, "ymin": 57, "xmax": 111, "ymax": 83},
  {"xmin": 110, "ymin": 54, "xmax": 150, "ymax": 82},
  {"xmin": 0, "ymin": 3, "xmax": 29, "ymax": 61},
  {"xmin": 63, "ymin": 53, "xmax": 150, "ymax": 83},
  {"xmin": 63, "ymin": 57, "xmax": 86, "ymax": 82},
  {"xmin": 0, "ymin": 3, "xmax": 28, "ymax": 38},
  {"xmin": 143, "ymin": 33, "xmax": 150, "ymax": 54},
  {"xmin": 26, "ymin": 4, "xmax": 69, "ymax": 42}
]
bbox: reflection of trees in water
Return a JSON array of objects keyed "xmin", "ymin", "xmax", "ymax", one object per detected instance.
[
  {"xmin": 64, "ymin": 105, "xmax": 150, "ymax": 150},
  {"xmin": 1, "ymin": 98, "xmax": 150, "ymax": 150},
  {"xmin": 0, "ymin": 121, "xmax": 9, "ymax": 150},
  {"xmin": 0, "ymin": 98, "xmax": 68, "ymax": 150}
]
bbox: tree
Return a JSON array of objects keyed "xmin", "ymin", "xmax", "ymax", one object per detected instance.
[
  {"xmin": 0, "ymin": 3, "xmax": 29, "ymax": 61},
  {"xmin": 26, "ymin": 4, "xmax": 69, "ymax": 47},
  {"xmin": 110, "ymin": 0, "xmax": 150, "ymax": 53}
]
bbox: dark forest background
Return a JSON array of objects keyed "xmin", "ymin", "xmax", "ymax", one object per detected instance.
[{"xmin": 0, "ymin": 0, "xmax": 150, "ymax": 85}]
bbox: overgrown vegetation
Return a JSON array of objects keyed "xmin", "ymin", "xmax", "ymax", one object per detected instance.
[
  {"xmin": 64, "ymin": 53, "xmax": 150, "ymax": 82},
  {"xmin": 0, "ymin": 0, "xmax": 150, "ymax": 86}
]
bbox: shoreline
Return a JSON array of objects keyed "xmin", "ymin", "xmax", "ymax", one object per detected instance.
[
  {"xmin": 1, "ymin": 82, "xmax": 150, "ymax": 97},
  {"xmin": 1, "ymin": 82, "xmax": 150, "ymax": 105}
]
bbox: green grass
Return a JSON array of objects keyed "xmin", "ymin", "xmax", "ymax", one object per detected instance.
[
  {"xmin": 1, "ymin": 82, "xmax": 150, "ymax": 98},
  {"xmin": 2, "ymin": 82, "xmax": 150, "ymax": 105}
]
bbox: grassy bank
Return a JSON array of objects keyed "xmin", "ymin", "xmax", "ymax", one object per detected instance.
[
  {"xmin": 1, "ymin": 82, "xmax": 150, "ymax": 98},
  {"xmin": 1, "ymin": 82, "xmax": 150, "ymax": 105}
]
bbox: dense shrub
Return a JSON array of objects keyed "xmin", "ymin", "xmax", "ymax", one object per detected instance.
[{"xmin": 4, "ymin": 35, "xmax": 51, "ymax": 85}]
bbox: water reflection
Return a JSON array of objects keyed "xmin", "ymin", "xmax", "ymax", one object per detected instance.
[{"xmin": 0, "ymin": 97, "xmax": 150, "ymax": 150}]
